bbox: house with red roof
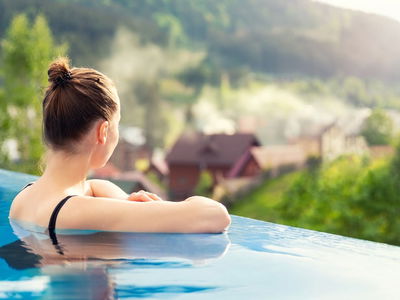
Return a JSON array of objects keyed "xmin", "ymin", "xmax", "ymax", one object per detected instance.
[{"xmin": 166, "ymin": 132, "xmax": 261, "ymax": 201}]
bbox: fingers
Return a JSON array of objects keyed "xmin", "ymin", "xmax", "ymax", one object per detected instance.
[
  {"xmin": 128, "ymin": 190, "xmax": 163, "ymax": 202},
  {"xmin": 138, "ymin": 190, "xmax": 163, "ymax": 201},
  {"xmin": 138, "ymin": 193, "xmax": 153, "ymax": 202},
  {"xmin": 145, "ymin": 192, "xmax": 163, "ymax": 201},
  {"xmin": 128, "ymin": 191, "xmax": 153, "ymax": 202}
]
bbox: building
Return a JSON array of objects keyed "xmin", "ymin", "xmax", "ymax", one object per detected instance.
[
  {"xmin": 251, "ymin": 144, "xmax": 307, "ymax": 177},
  {"xmin": 166, "ymin": 132, "xmax": 261, "ymax": 201},
  {"xmin": 292, "ymin": 122, "xmax": 369, "ymax": 162}
]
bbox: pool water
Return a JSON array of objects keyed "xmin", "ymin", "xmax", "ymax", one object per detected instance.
[{"xmin": 1, "ymin": 169, "xmax": 400, "ymax": 299}]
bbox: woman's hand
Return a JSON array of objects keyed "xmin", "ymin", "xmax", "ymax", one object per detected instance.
[{"xmin": 127, "ymin": 190, "xmax": 163, "ymax": 202}]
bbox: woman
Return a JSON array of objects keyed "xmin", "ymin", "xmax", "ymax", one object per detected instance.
[{"xmin": 9, "ymin": 57, "xmax": 231, "ymax": 234}]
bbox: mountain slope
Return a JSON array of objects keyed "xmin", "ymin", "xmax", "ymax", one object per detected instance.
[{"xmin": 1, "ymin": 0, "xmax": 400, "ymax": 81}]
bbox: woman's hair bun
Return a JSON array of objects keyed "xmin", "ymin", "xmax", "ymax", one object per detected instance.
[
  {"xmin": 43, "ymin": 57, "xmax": 118, "ymax": 152},
  {"xmin": 47, "ymin": 57, "xmax": 71, "ymax": 85}
]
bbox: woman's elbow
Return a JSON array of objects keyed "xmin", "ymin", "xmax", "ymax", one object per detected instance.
[
  {"xmin": 188, "ymin": 197, "xmax": 231, "ymax": 233},
  {"xmin": 209, "ymin": 203, "xmax": 231, "ymax": 233}
]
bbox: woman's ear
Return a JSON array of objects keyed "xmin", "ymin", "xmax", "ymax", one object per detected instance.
[{"xmin": 97, "ymin": 120, "xmax": 109, "ymax": 144}]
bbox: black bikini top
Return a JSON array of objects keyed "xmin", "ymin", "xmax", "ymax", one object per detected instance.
[{"xmin": 21, "ymin": 182, "xmax": 77, "ymax": 255}]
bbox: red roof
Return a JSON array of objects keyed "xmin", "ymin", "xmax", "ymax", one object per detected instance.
[{"xmin": 166, "ymin": 132, "xmax": 260, "ymax": 166}]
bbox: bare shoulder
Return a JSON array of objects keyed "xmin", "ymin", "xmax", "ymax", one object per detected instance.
[
  {"xmin": 9, "ymin": 192, "xmax": 22, "ymax": 219},
  {"xmin": 9, "ymin": 183, "xmax": 35, "ymax": 219}
]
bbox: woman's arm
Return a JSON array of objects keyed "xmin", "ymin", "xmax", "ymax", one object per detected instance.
[{"xmin": 59, "ymin": 195, "xmax": 231, "ymax": 233}]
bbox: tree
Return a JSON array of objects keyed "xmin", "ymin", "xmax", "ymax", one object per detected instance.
[
  {"xmin": 0, "ymin": 14, "xmax": 66, "ymax": 174},
  {"xmin": 361, "ymin": 109, "xmax": 394, "ymax": 145},
  {"xmin": 277, "ymin": 151, "xmax": 400, "ymax": 246}
]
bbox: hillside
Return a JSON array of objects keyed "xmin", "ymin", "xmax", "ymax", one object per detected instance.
[{"xmin": 1, "ymin": 0, "xmax": 400, "ymax": 82}]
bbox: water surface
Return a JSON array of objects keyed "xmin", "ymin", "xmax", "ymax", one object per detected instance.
[{"xmin": 1, "ymin": 169, "xmax": 400, "ymax": 299}]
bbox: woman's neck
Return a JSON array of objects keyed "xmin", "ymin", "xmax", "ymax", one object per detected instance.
[{"xmin": 40, "ymin": 149, "xmax": 92, "ymax": 194}]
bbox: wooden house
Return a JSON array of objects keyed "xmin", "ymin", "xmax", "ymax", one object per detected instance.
[
  {"xmin": 166, "ymin": 132, "xmax": 261, "ymax": 201},
  {"xmin": 292, "ymin": 122, "xmax": 369, "ymax": 162}
]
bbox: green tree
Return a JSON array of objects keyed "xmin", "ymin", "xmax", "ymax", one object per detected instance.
[
  {"xmin": 361, "ymin": 109, "xmax": 394, "ymax": 145},
  {"xmin": 0, "ymin": 14, "xmax": 66, "ymax": 174},
  {"xmin": 154, "ymin": 13, "xmax": 186, "ymax": 48},
  {"xmin": 276, "ymin": 151, "xmax": 400, "ymax": 246}
]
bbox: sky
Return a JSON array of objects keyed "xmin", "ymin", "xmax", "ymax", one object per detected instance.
[{"xmin": 314, "ymin": 0, "xmax": 400, "ymax": 23}]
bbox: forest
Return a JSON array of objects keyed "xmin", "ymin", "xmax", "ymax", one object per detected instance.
[{"xmin": 2, "ymin": 0, "xmax": 400, "ymax": 83}]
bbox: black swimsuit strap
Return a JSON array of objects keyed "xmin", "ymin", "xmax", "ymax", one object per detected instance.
[
  {"xmin": 48, "ymin": 195, "xmax": 76, "ymax": 255},
  {"xmin": 20, "ymin": 182, "xmax": 77, "ymax": 255},
  {"xmin": 21, "ymin": 182, "xmax": 34, "ymax": 190}
]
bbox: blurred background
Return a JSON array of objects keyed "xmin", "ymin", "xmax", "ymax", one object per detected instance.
[{"xmin": 1, "ymin": 0, "xmax": 400, "ymax": 245}]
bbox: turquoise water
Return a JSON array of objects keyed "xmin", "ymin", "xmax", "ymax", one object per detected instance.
[{"xmin": 1, "ymin": 169, "xmax": 400, "ymax": 299}]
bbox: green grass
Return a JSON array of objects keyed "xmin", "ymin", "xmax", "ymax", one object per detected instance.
[{"xmin": 229, "ymin": 171, "xmax": 303, "ymax": 223}]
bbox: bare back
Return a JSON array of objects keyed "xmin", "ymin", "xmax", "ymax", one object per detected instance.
[{"xmin": 9, "ymin": 180, "xmax": 95, "ymax": 229}]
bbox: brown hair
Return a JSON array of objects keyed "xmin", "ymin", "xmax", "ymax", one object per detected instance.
[{"xmin": 43, "ymin": 57, "xmax": 117, "ymax": 152}]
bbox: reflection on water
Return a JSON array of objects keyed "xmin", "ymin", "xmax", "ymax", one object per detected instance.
[
  {"xmin": 0, "ymin": 221, "xmax": 230, "ymax": 299},
  {"xmin": 7, "ymin": 220, "xmax": 230, "ymax": 265},
  {"xmin": 116, "ymin": 284, "xmax": 218, "ymax": 299}
]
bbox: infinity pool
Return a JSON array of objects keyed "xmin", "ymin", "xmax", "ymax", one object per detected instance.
[{"xmin": 1, "ymin": 169, "xmax": 400, "ymax": 299}]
